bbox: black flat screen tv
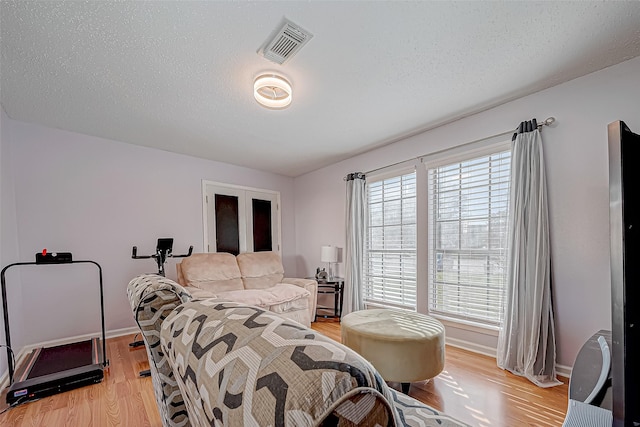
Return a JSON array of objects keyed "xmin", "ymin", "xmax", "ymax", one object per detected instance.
[{"xmin": 608, "ymin": 120, "xmax": 640, "ymax": 427}]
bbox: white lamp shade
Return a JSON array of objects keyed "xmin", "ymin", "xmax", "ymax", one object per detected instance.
[{"xmin": 321, "ymin": 246, "xmax": 338, "ymax": 263}]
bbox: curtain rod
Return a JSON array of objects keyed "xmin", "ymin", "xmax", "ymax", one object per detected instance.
[{"xmin": 362, "ymin": 117, "xmax": 556, "ymax": 176}]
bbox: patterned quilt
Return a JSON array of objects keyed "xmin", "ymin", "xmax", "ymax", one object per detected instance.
[{"xmin": 159, "ymin": 298, "xmax": 469, "ymax": 427}]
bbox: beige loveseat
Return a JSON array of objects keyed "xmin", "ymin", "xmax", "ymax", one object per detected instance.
[{"xmin": 175, "ymin": 251, "xmax": 317, "ymax": 327}]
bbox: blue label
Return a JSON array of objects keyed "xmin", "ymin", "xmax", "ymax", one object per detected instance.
[{"xmin": 14, "ymin": 389, "xmax": 28, "ymax": 397}]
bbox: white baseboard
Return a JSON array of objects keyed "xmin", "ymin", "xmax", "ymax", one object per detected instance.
[
  {"xmin": 446, "ymin": 336, "xmax": 498, "ymax": 358},
  {"xmin": 0, "ymin": 326, "xmax": 139, "ymax": 391},
  {"xmin": 556, "ymin": 364, "xmax": 572, "ymax": 379},
  {"xmin": 106, "ymin": 326, "xmax": 140, "ymax": 340},
  {"xmin": 446, "ymin": 336, "xmax": 572, "ymax": 380}
]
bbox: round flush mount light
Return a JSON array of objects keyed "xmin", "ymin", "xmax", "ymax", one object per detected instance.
[{"xmin": 254, "ymin": 74, "xmax": 292, "ymax": 109}]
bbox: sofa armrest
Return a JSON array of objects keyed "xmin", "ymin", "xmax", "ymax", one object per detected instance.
[
  {"xmin": 176, "ymin": 262, "xmax": 186, "ymax": 286},
  {"xmin": 126, "ymin": 274, "xmax": 192, "ymax": 427},
  {"xmin": 283, "ymin": 277, "xmax": 317, "ymax": 320}
]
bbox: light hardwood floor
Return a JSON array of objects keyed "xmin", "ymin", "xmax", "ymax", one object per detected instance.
[{"xmin": 0, "ymin": 319, "xmax": 569, "ymax": 427}]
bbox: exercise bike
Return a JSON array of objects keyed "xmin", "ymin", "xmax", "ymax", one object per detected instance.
[
  {"xmin": 130, "ymin": 238, "xmax": 192, "ymax": 377},
  {"xmin": 131, "ymin": 238, "xmax": 193, "ymax": 277}
]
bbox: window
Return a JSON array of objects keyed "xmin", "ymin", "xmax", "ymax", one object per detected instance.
[
  {"xmin": 427, "ymin": 148, "xmax": 511, "ymax": 326},
  {"xmin": 364, "ymin": 170, "xmax": 417, "ymax": 310}
]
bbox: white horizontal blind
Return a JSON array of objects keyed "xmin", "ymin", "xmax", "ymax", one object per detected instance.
[
  {"xmin": 427, "ymin": 149, "xmax": 511, "ymax": 325},
  {"xmin": 364, "ymin": 171, "xmax": 417, "ymax": 310}
]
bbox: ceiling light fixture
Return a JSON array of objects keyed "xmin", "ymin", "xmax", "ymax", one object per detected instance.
[{"xmin": 254, "ymin": 74, "xmax": 292, "ymax": 109}]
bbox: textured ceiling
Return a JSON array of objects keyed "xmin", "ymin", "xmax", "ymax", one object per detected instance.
[{"xmin": 2, "ymin": 1, "xmax": 640, "ymax": 177}]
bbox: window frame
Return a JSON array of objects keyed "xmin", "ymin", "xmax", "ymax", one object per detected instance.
[
  {"xmin": 363, "ymin": 166, "xmax": 418, "ymax": 311},
  {"xmin": 423, "ymin": 140, "xmax": 512, "ymax": 328}
]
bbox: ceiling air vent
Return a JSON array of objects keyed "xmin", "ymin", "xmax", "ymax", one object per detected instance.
[{"xmin": 259, "ymin": 19, "xmax": 313, "ymax": 65}]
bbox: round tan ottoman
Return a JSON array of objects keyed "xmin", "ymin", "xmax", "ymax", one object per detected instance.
[{"xmin": 341, "ymin": 308, "xmax": 445, "ymax": 393}]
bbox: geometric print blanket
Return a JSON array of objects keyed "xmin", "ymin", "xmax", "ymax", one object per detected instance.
[
  {"xmin": 160, "ymin": 299, "xmax": 469, "ymax": 427},
  {"xmin": 127, "ymin": 274, "xmax": 193, "ymax": 427},
  {"xmin": 391, "ymin": 389, "xmax": 470, "ymax": 427}
]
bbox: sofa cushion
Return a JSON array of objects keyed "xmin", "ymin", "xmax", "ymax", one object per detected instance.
[
  {"xmin": 179, "ymin": 252, "xmax": 244, "ymax": 292},
  {"xmin": 236, "ymin": 251, "xmax": 285, "ymax": 289},
  {"xmin": 214, "ymin": 285, "xmax": 312, "ymax": 326},
  {"xmin": 214, "ymin": 283, "xmax": 309, "ymax": 310},
  {"xmin": 188, "ymin": 285, "xmax": 311, "ymax": 327}
]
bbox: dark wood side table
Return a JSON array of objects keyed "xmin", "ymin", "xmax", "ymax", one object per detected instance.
[{"xmin": 310, "ymin": 277, "xmax": 344, "ymax": 321}]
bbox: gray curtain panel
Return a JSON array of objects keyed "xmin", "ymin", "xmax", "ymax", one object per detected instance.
[
  {"xmin": 497, "ymin": 121, "xmax": 561, "ymax": 388},
  {"xmin": 343, "ymin": 172, "xmax": 366, "ymax": 317}
]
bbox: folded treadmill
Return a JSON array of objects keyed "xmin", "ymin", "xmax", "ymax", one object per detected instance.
[{"xmin": 1, "ymin": 252, "xmax": 109, "ymax": 406}]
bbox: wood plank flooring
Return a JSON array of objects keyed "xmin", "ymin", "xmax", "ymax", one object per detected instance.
[{"xmin": 0, "ymin": 319, "xmax": 569, "ymax": 427}]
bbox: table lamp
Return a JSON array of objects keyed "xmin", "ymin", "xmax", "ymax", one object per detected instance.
[{"xmin": 321, "ymin": 245, "xmax": 338, "ymax": 280}]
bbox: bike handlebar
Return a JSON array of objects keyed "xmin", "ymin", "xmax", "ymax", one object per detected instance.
[{"xmin": 131, "ymin": 245, "xmax": 193, "ymax": 259}]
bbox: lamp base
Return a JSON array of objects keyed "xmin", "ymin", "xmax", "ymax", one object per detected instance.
[{"xmin": 327, "ymin": 263, "xmax": 335, "ymax": 281}]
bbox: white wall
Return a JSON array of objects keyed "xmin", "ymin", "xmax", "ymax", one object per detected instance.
[
  {"xmin": 294, "ymin": 56, "xmax": 640, "ymax": 368},
  {"xmin": 3, "ymin": 56, "xmax": 639, "ymax": 377},
  {"xmin": 1, "ymin": 107, "xmax": 23, "ymax": 376},
  {"xmin": 3, "ymin": 118, "xmax": 296, "ymax": 351}
]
